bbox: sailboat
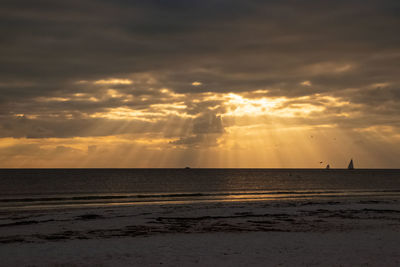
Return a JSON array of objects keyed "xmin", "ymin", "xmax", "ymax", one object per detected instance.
[{"xmin": 347, "ymin": 159, "xmax": 354, "ymax": 170}]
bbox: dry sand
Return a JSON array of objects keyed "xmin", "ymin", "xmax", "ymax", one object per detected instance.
[{"xmin": 0, "ymin": 198, "xmax": 399, "ymax": 266}]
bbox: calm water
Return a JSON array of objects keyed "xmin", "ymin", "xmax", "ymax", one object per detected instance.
[{"xmin": 0, "ymin": 169, "xmax": 399, "ymax": 209}]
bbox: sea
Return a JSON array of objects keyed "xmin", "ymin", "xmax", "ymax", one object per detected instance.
[{"xmin": 0, "ymin": 169, "xmax": 399, "ymax": 210}]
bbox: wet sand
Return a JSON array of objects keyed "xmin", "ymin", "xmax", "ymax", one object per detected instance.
[{"xmin": 0, "ymin": 198, "xmax": 399, "ymax": 266}]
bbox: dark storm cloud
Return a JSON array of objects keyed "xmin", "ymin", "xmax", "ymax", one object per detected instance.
[
  {"xmin": 1, "ymin": 0, "xmax": 399, "ymax": 138},
  {"xmin": 170, "ymin": 112, "xmax": 224, "ymax": 147},
  {"xmin": 0, "ymin": 114, "xmax": 193, "ymax": 139}
]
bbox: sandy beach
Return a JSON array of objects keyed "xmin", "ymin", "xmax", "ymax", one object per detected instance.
[{"xmin": 1, "ymin": 197, "xmax": 399, "ymax": 266}]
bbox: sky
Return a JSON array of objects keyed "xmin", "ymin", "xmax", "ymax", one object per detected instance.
[{"xmin": 1, "ymin": 0, "xmax": 400, "ymax": 168}]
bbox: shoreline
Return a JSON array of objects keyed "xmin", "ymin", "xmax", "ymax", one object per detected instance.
[{"xmin": 1, "ymin": 189, "xmax": 399, "ymax": 211}]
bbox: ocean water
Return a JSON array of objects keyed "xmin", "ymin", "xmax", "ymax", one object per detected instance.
[{"xmin": 0, "ymin": 169, "xmax": 399, "ymax": 210}]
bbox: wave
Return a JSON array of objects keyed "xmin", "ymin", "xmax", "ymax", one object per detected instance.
[{"xmin": 1, "ymin": 189, "xmax": 400, "ymax": 204}]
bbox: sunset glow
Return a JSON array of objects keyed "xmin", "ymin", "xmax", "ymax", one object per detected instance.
[{"xmin": 1, "ymin": 1, "xmax": 399, "ymax": 168}]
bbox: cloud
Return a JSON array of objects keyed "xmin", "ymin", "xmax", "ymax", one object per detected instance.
[
  {"xmin": 170, "ymin": 113, "xmax": 225, "ymax": 147},
  {"xmin": 0, "ymin": 0, "xmax": 399, "ymax": 166},
  {"xmin": 93, "ymin": 79, "xmax": 133, "ymax": 85},
  {"xmin": 191, "ymin": 81, "xmax": 202, "ymax": 86},
  {"xmin": 301, "ymin": 81, "xmax": 312, "ymax": 87}
]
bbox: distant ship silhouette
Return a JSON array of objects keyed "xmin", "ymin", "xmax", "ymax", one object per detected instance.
[{"xmin": 348, "ymin": 159, "xmax": 354, "ymax": 170}]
